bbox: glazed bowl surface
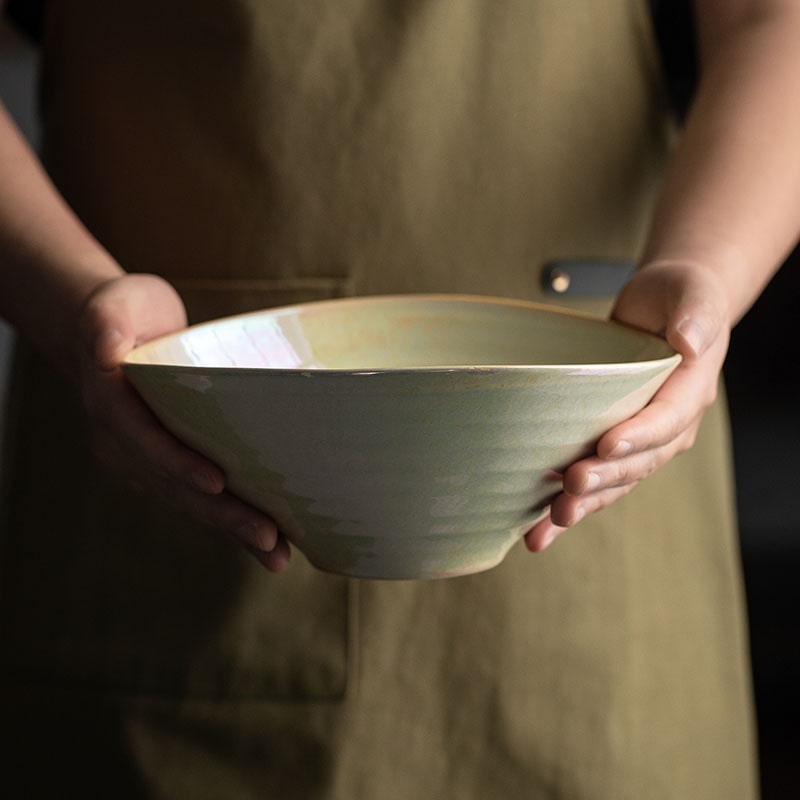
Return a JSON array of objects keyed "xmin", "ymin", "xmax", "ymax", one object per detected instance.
[{"xmin": 123, "ymin": 294, "xmax": 680, "ymax": 579}]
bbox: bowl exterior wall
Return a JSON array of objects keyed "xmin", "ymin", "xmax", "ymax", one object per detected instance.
[{"xmin": 124, "ymin": 365, "xmax": 674, "ymax": 578}]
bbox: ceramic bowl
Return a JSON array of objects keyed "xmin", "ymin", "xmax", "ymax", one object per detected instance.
[{"xmin": 123, "ymin": 294, "xmax": 680, "ymax": 580}]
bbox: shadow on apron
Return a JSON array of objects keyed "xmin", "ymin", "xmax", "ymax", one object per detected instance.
[{"xmin": 0, "ymin": 278, "xmax": 355, "ymax": 700}]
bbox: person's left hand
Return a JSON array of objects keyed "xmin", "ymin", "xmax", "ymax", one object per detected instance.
[
  {"xmin": 524, "ymin": 260, "xmax": 732, "ymax": 552},
  {"xmin": 76, "ymin": 273, "xmax": 292, "ymax": 572}
]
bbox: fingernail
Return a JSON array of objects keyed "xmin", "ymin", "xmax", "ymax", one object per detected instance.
[
  {"xmin": 608, "ymin": 440, "xmax": 632, "ymax": 458},
  {"xmin": 266, "ymin": 545, "xmax": 291, "ymax": 573},
  {"xmin": 583, "ymin": 472, "xmax": 601, "ymax": 492},
  {"xmin": 93, "ymin": 328, "xmax": 124, "ymax": 368},
  {"xmin": 571, "ymin": 504, "xmax": 586, "ymax": 525},
  {"xmin": 677, "ymin": 318, "xmax": 705, "ymax": 356},
  {"xmin": 236, "ymin": 521, "xmax": 277, "ymax": 552}
]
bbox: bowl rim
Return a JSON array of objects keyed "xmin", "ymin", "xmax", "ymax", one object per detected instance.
[{"xmin": 122, "ymin": 293, "xmax": 682, "ymax": 376}]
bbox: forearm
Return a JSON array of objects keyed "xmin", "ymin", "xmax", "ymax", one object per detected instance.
[
  {"xmin": 0, "ymin": 103, "xmax": 123, "ymax": 371},
  {"xmin": 642, "ymin": 0, "xmax": 800, "ymax": 324}
]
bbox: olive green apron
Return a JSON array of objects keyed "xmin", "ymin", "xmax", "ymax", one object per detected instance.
[{"xmin": 0, "ymin": 1, "xmax": 757, "ymax": 797}]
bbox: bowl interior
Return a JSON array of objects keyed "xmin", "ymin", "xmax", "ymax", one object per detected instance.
[{"xmin": 124, "ymin": 294, "xmax": 676, "ymax": 371}]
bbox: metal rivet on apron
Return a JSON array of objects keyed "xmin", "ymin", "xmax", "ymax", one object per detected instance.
[{"xmin": 541, "ymin": 260, "xmax": 635, "ymax": 297}]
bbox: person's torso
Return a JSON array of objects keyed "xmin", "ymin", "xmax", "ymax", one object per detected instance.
[
  {"xmin": 2, "ymin": 6, "xmax": 758, "ymax": 798},
  {"xmin": 39, "ymin": 0, "xmax": 674, "ymax": 320}
]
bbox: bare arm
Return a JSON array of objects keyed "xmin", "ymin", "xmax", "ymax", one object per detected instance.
[
  {"xmin": 643, "ymin": 0, "xmax": 800, "ymax": 320},
  {"xmin": 526, "ymin": 0, "xmax": 800, "ymax": 548},
  {"xmin": 0, "ymin": 103, "xmax": 122, "ymax": 368},
  {"xmin": 0, "ymin": 103, "xmax": 288, "ymax": 570}
]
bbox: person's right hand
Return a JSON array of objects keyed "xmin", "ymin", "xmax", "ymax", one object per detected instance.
[{"xmin": 76, "ymin": 273, "xmax": 291, "ymax": 572}]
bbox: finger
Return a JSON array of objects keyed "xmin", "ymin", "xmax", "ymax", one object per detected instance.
[
  {"xmin": 612, "ymin": 260, "xmax": 731, "ymax": 361},
  {"xmin": 665, "ymin": 290, "xmax": 728, "ymax": 362},
  {"xmin": 86, "ymin": 375, "xmax": 278, "ymax": 553},
  {"xmin": 120, "ymin": 463, "xmax": 282, "ymax": 554},
  {"xmin": 92, "ymin": 328, "xmax": 131, "ymax": 372},
  {"xmin": 96, "ymin": 426, "xmax": 286, "ymax": 563},
  {"xmin": 524, "ymin": 512, "xmax": 567, "ymax": 553},
  {"xmin": 79, "ymin": 274, "xmax": 187, "ymax": 370},
  {"xmin": 597, "ymin": 384, "xmax": 711, "ymax": 460},
  {"xmin": 264, "ymin": 537, "xmax": 293, "ymax": 573},
  {"xmin": 596, "ymin": 333, "xmax": 726, "ymax": 460},
  {"xmin": 549, "ymin": 482, "xmax": 639, "ymax": 528},
  {"xmin": 89, "ymin": 370, "xmax": 225, "ymax": 494},
  {"xmin": 178, "ymin": 488, "xmax": 280, "ymax": 553},
  {"xmin": 524, "ymin": 479, "xmax": 640, "ymax": 552},
  {"xmin": 563, "ymin": 422, "xmax": 701, "ymax": 496},
  {"xmin": 247, "ymin": 539, "xmax": 292, "ymax": 573}
]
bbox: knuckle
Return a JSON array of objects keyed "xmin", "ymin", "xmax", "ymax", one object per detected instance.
[
  {"xmin": 614, "ymin": 458, "xmax": 637, "ymax": 485},
  {"xmin": 609, "ymin": 457, "xmax": 643, "ymax": 488},
  {"xmin": 643, "ymin": 448, "xmax": 667, "ymax": 479}
]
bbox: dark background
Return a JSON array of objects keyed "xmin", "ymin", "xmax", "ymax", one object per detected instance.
[{"xmin": 725, "ymin": 248, "xmax": 800, "ymax": 799}]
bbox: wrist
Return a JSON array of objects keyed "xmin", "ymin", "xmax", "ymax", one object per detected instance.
[
  {"xmin": 638, "ymin": 238, "xmax": 745, "ymax": 328},
  {"xmin": 5, "ymin": 249, "xmax": 126, "ymax": 378}
]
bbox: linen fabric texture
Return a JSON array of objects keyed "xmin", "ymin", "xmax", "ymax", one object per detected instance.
[{"xmin": 0, "ymin": 1, "xmax": 757, "ymax": 797}]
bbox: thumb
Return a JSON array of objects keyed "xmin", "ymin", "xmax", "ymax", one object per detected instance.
[
  {"xmin": 614, "ymin": 261, "xmax": 730, "ymax": 362},
  {"xmin": 79, "ymin": 274, "xmax": 187, "ymax": 372},
  {"xmin": 664, "ymin": 285, "xmax": 729, "ymax": 363},
  {"xmin": 91, "ymin": 326, "xmax": 134, "ymax": 372},
  {"xmin": 79, "ymin": 281, "xmax": 138, "ymax": 373}
]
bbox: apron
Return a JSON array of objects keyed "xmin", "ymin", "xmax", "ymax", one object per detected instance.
[{"xmin": 0, "ymin": 1, "xmax": 757, "ymax": 797}]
